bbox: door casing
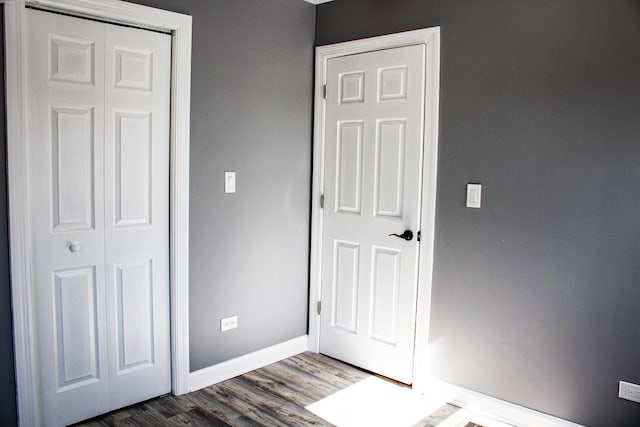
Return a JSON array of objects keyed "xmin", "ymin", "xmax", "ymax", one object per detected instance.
[
  {"xmin": 5, "ymin": 1, "xmax": 192, "ymax": 425},
  {"xmin": 309, "ymin": 28, "xmax": 440, "ymax": 389}
]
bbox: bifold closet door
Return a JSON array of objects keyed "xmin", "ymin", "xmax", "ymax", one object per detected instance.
[{"xmin": 26, "ymin": 8, "xmax": 171, "ymax": 425}]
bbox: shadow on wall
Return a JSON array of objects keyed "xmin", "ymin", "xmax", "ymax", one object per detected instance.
[{"xmin": 0, "ymin": 4, "xmax": 18, "ymax": 424}]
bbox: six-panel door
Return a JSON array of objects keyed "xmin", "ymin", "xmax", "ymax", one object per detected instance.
[{"xmin": 320, "ymin": 45, "xmax": 426, "ymax": 384}]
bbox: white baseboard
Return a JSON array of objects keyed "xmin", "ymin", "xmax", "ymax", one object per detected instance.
[
  {"xmin": 188, "ymin": 335, "xmax": 309, "ymax": 392},
  {"xmin": 414, "ymin": 379, "xmax": 584, "ymax": 427}
]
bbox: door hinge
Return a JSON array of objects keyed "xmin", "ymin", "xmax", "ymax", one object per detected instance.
[
  {"xmin": 317, "ymin": 301, "xmax": 322, "ymax": 315},
  {"xmin": 320, "ymin": 194, "xmax": 325, "ymax": 209},
  {"xmin": 323, "ymin": 84, "xmax": 327, "ymax": 99},
  {"xmin": 417, "ymin": 231, "xmax": 421, "ymax": 242}
]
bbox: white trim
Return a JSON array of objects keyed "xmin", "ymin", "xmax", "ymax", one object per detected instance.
[
  {"xmin": 308, "ymin": 27, "xmax": 441, "ymax": 393},
  {"xmin": 188, "ymin": 336, "xmax": 309, "ymax": 392},
  {"xmin": 4, "ymin": 4, "xmax": 38, "ymax": 426},
  {"xmin": 5, "ymin": 1, "xmax": 192, "ymax": 425},
  {"xmin": 168, "ymin": 12, "xmax": 192, "ymax": 399},
  {"xmin": 416, "ymin": 380, "xmax": 585, "ymax": 427},
  {"xmin": 411, "ymin": 27, "xmax": 440, "ymax": 390},
  {"xmin": 28, "ymin": 0, "xmax": 187, "ymax": 32},
  {"xmin": 303, "ymin": 0, "xmax": 334, "ymax": 4}
]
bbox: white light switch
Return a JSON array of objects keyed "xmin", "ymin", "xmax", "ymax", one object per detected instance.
[
  {"xmin": 466, "ymin": 183, "xmax": 482, "ymax": 208},
  {"xmin": 224, "ymin": 171, "xmax": 236, "ymax": 193}
]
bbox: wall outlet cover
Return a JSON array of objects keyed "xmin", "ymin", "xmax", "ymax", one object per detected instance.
[
  {"xmin": 221, "ymin": 315, "xmax": 238, "ymax": 332},
  {"xmin": 619, "ymin": 381, "xmax": 640, "ymax": 404}
]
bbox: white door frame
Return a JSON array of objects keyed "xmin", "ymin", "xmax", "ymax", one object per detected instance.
[
  {"xmin": 308, "ymin": 28, "xmax": 440, "ymax": 387},
  {"xmin": 5, "ymin": 1, "xmax": 192, "ymax": 425}
]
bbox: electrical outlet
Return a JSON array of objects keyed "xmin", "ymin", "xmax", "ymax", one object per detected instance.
[
  {"xmin": 220, "ymin": 315, "xmax": 237, "ymax": 332},
  {"xmin": 619, "ymin": 381, "xmax": 640, "ymax": 403}
]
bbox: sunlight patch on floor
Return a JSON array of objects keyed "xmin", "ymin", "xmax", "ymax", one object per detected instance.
[
  {"xmin": 434, "ymin": 408, "xmax": 514, "ymax": 427},
  {"xmin": 305, "ymin": 376, "xmax": 514, "ymax": 427},
  {"xmin": 306, "ymin": 376, "xmax": 446, "ymax": 427}
]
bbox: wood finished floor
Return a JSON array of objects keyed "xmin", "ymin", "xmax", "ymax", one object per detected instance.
[{"xmin": 75, "ymin": 352, "xmax": 477, "ymax": 427}]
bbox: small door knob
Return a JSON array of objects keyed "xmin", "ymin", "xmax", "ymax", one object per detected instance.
[
  {"xmin": 68, "ymin": 242, "xmax": 81, "ymax": 253},
  {"xmin": 388, "ymin": 230, "xmax": 414, "ymax": 241}
]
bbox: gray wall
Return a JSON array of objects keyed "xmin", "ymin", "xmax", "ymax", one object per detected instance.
[
  {"xmin": 0, "ymin": 6, "xmax": 18, "ymax": 426},
  {"xmin": 0, "ymin": 1, "xmax": 314, "ymax": 423},
  {"xmin": 316, "ymin": 1, "xmax": 640, "ymax": 426},
  {"xmin": 122, "ymin": 0, "xmax": 316, "ymax": 369}
]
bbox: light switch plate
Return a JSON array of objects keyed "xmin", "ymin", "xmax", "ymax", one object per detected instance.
[
  {"xmin": 619, "ymin": 381, "xmax": 640, "ymax": 404},
  {"xmin": 466, "ymin": 184, "xmax": 482, "ymax": 208},
  {"xmin": 224, "ymin": 171, "xmax": 236, "ymax": 193}
]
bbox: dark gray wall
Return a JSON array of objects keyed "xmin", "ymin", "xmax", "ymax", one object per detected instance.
[
  {"xmin": 317, "ymin": 1, "xmax": 640, "ymax": 426},
  {"xmin": 0, "ymin": 6, "xmax": 18, "ymax": 426},
  {"xmin": 124, "ymin": 0, "xmax": 315, "ymax": 369}
]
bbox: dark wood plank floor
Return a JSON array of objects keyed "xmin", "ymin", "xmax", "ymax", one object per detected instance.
[{"xmin": 75, "ymin": 352, "xmax": 473, "ymax": 427}]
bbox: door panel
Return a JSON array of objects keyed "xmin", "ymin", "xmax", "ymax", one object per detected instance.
[
  {"xmin": 114, "ymin": 47, "xmax": 153, "ymax": 90},
  {"xmin": 51, "ymin": 106, "xmax": 96, "ymax": 231},
  {"xmin": 27, "ymin": 10, "xmax": 109, "ymax": 424},
  {"xmin": 114, "ymin": 111, "xmax": 152, "ymax": 226},
  {"xmin": 336, "ymin": 121, "xmax": 364, "ymax": 214},
  {"xmin": 53, "ymin": 266, "xmax": 100, "ymax": 390},
  {"xmin": 374, "ymin": 119, "xmax": 406, "ymax": 218},
  {"xmin": 115, "ymin": 259, "xmax": 155, "ymax": 373},
  {"xmin": 26, "ymin": 9, "xmax": 171, "ymax": 425},
  {"xmin": 49, "ymin": 34, "xmax": 96, "ymax": 85},
  {"xmin": 370, "ymin": 246, "xmax": 401, "ymax": 345},
  {"xmin": 332, "ymin": 240, "xmax": 360, "ymax": 333},
  {"xmin": 320, "ymin": 45, "xmax": 425, "ymax": 384},
  {"xmin": 104, "ymin": 21, "xmax": 171, "ymax": 411}
]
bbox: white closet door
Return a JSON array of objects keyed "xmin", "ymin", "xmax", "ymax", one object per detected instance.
[
  {"xmin": 26, "ymin": 9, "xmax": 171, "ymax": 425},
  {"xmin": 27, "ymin": 10, "xmax": 109, "ymax": 424},
  {"xmin": 319, "ymin": 45, "xmax": 426, "ymax": 384},
  {"xmin": 104, "ymin": 22, "xmax": 171, "ymax": 409}
]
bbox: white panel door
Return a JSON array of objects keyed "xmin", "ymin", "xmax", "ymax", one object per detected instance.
[
  {"xmin": 26, "ymin": 9, "xmax": 171, "ymax": 426},
  {"xmin": 27, "ymin": 11, "xmax": 109, "ymax": 424},
  {"xmin": 104, "ymin": 22, "xmax": 171, "ymax": 410},
  {"xmin": 320, "ymin": 45, "xmax": 425, "ymax": 384}
]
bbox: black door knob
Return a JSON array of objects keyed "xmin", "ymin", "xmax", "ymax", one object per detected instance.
[{"xmin": 388, "ymin": 230, "xmax": 414, "ymax": 241}]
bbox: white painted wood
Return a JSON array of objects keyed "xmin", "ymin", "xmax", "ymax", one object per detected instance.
[
  {"xmin": 4, "ymin": 4, "xmax": 39, "ymax": 426},
  {"xmin": 303, "ymin": 0, "xmax": 334, "ymax": 4},
  {"xmin": 408, "ymin": 27, "xmax": 440, "ymax": 392},
  {"xmin": 168, "ymin": 15, "xmax": 192, "ymax": 398},
  {"xmin": 104, "ymin": 21, "xmax": 172, "ymax": 411},
  {"xmin": 319, "ymin": 45, "xmax": 425, "ymax": 384},
  {"xmin": 26, "ymin": 11, "xmax": 109, "ymax": 424},
  {"xmin": 25, "ymin": 9, "xmax": 171, "ymax": 425},
  {"xmin": 5, "ymin": 1, "xmax": 192, "ymax": 425},
  {"xmin": 188, "ymin": 336, "xmax": 309, "ymax": 392},
  {"xmin": 28, "ymin": 0, "xmax": 189, "ymax": 32},
  {"xmin": 417, "ymin": 380, "xmax": 585, "ymax": 427},
  {"xmin": 309, "ymin": 28, "xmax": 441, "ymax": 389}
]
